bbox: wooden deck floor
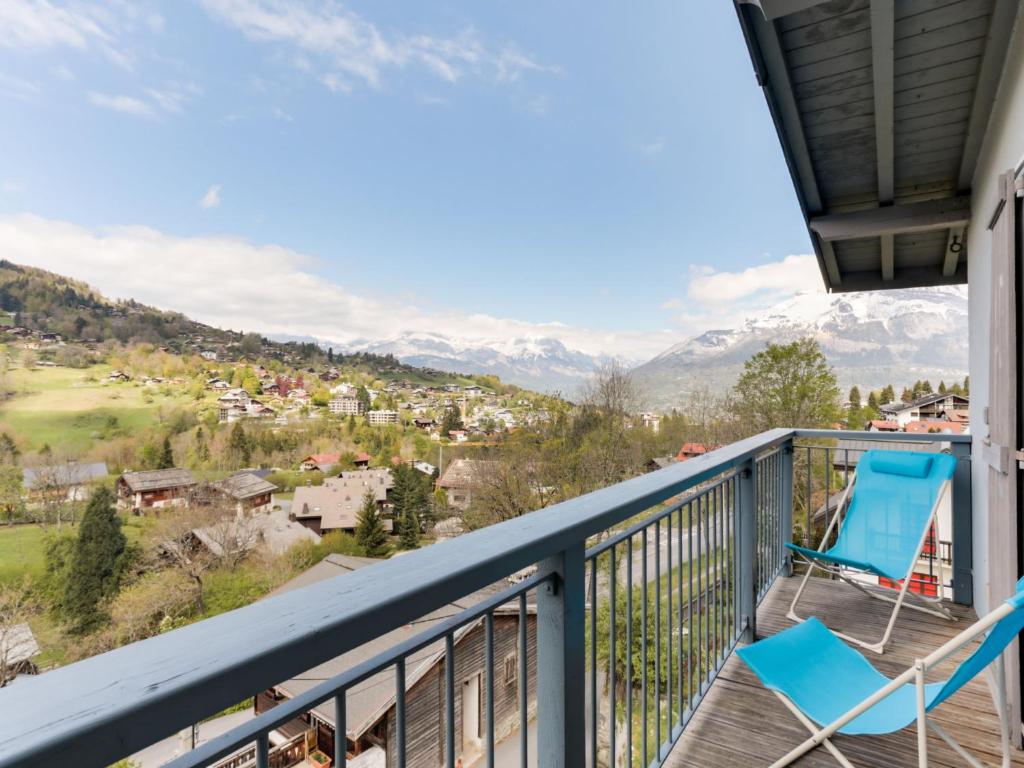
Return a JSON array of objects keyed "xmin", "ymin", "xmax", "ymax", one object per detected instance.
[{"xmin": 665, "ymin": 575, "xmax": 1019, "ymax": 768}]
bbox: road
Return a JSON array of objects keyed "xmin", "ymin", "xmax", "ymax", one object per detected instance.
[{"xmin": 613, "ymin": 522, "xmax": 719, "ymax": 586}]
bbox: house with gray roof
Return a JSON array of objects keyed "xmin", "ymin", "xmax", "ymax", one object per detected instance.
[
  {"xmin": 210, "ymin": 471, "xmax": 278, "ymax": 515},
  {"xmin": 117, "ymin": 468, "xmax": 197, "ymax": 513},
  {"xmin": 22, "ymin": 461, "xmax": 107, "ymax": 502},
  {"xmin": 253, "ymin": 554, "xmax": 537, "ymax": 767}
]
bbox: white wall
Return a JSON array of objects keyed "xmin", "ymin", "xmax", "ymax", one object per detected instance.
[{"xmin": 967, "ymin": 15, "xmax": 1024, "ymax": 614}]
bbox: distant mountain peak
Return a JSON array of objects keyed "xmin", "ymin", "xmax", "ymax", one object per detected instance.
[{"xmin": 634, "ymin": 286, "xmax": 968, "ymax": 409}]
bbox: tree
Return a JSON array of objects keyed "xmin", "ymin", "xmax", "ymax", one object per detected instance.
[
  {"xmin": 62, "ymin": 486, "xmax": 128, "ymax": 633},
  {"xmin": 157, "ymin": 436, "xmax": 174, "ymax": 469},
  {"xmin": 879, "ymin": 384, "xmax": 895, "ymax": 405},
  {"xmin": 938, "ymin": 381, "xmax": 947, "ymax": 394},
  {"xmin": 192, "ymin": 426, "xmax": 210, "ymax": 465},
  {"xmin": 398, "ymin": 505, "xmax": 419, "ymax": 549},
  {"xmin": 867, "ymin": 391, "xmax": 879, "ymax": 410},
  {"xmin": 356, "ymin": 385, "xmax": 372, "ymax": 414},
  {"xmin": 963, "ymin": 375, "xmax": 970, "ymax": 395},
  {"xmin": 848, "ymin": 386, "xmax": 861, "ymax": 409},
  {"xmin": 355, "ymin": 491, "xmax": 388, "ymax": 557},
  {"xmin": 327, "ymin": 347, "xmax": 334, "ymax": 363},
  {"xmin": 901, "ymin": 387, "xmax": 912, "ymax": 403},
  {"xmin": 732, "ymin": 339, "xmax": 840, "ymax": 432},
  {"xmin": 0, "ymin": 466, "xmax": 24, "ymax": 525},
  {"xmin": 228, "ymin": 422, "xmax": 252, "ymax": 467},
  {"xmin": 0, "ymin": 432, "xmax": 19, "ymax": 465},
  {"xmin": 440, "ymin": 404, "xmax": 464, "ymax": 436}
]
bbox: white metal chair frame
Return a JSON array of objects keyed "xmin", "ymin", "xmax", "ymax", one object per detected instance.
[
  {"xmin": 787, "ymin": 474, "xmax": 954, "ymax": 654},
  {"xmin": 766, "ymin": 600, "xmax": 1014, "ymax": 768}
]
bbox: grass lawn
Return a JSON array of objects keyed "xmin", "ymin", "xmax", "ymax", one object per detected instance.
[
  {"xmin": 0, "ymin": 523, "xmax": 51, "ymax": 582},
  {"xmin": 0, "ymin": 364, "xmax": 195, "ymax": 453}
]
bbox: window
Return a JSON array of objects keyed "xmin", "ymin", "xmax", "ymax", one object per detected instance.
[{"xmin": 504, "ymin": 652, "xmax": 517, "ymax": 685}]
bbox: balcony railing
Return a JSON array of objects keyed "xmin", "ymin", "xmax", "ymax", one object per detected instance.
[{"xmin": 0, "ymin": 429, "xmax": 972, "ymax": 768}]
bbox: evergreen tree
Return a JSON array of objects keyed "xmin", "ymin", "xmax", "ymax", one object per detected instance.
[
  {"xmin": 848, "ymin": 386, "xmax": 861, "ymax": 409},
  {"xmin": 228, "ymin": 422, "xmax": 252, "ymax": 466},
  {"xmin": 440, "ymin": 405, "xmax": 464, "ymax": 436},
  {"xmin": 356, "ymin": 385, "xmax": 372, "ymax": 414},
  {"xmin": 938, "ymin": 381, "xmax": 947, "ymax": 394},
  {"xmin": 157, "ymin": 436, "xmax": 174, "ymax": 469},
  {"xmin": 355, "ymin": 491, "xmax": 389, "ymax": 557},
  {"xmin": 901, "ymin": 387, "xmax": 912, "ymax": 403},
  {"xmin": 880, "ymin": 384, "xmax": 895, "ymax": 405},
  {"xmin": 963, "ymin": 376, "xmax": 970, "ymax": 395},
  {"xmin": 193, "ymin": 426, "xmax": 210, "ymax": 464},
  {"xmin": 920, "ymin": 380, "xmax": 933, "ymax": 395},
  {"xmin": 867, "ymin": 391, "xmax": 879, "ymax": 409},
  {"xmin": 327, "ymin": 347, "xmax": 334, "ymax": 363},
  {"xmin": 62, "ymin": 486, "xmax": 127, "ymax": 633},
  {"xmin": 398, "ymin": 505, "xmax": 419, "ymax": 549}
]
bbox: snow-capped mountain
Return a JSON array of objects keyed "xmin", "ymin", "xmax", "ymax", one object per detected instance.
[
  {"xmin": 633, "ymin": 286, "xmax": 968, "ymax": 409},
  {"xmin": 343, "ymin": 332, "xmax": 617, "ymax": 394}
]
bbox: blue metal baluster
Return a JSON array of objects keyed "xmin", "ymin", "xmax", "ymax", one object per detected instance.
[
  {"xmin": 519, "ymin": 593, "xmax": 528, "ymax": 768},
  {"xmin": 608, "ymin": 544, "xmax": 616, "ymax": 768},
  {"xmin": 666, "ymin": 511, "xmax": 673, "ymax": 734},
  {"xmin": 486, "ymin": 612, "xmax": 495, "ymax": 768},
  {"xmin": 641, "ymin": 526, "xmax": 648, "ymax": 768},
  {"xmin": 626, "ymin": 536, "xmax": 633, "ymax": 768},
  {"xmin": 687, "ymin": 500, "xmax": 693, "ymax": 709},
  {"xmin": 395, "ymin": 658, "xmax": 406, "ymax": 768},
  {"xmin": 676, "ymin": 504, "xmax": 684, "ymax": 722},
  {"xmin": 335, "ymin": 691, "xmax": 347, "ymax": 768},
  {"xmin": 654, "ymin": 518, "xmax": 661, "ymax": 755},
  {"xmin": 446, "ymin": 634, "xmax": 455, "ymax": 768},
  {"xmin": 590, "ymin": 560, "xmax": 597, "ymax": 768}
]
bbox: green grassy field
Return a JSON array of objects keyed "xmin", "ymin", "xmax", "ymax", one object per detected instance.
[
  {"xmin": 0, "ymin": 365, "xmax": 194, "ymax": 452},
  {"xmin": 0, "ymin": 523, "xmax": 50, "ymax": 582}
]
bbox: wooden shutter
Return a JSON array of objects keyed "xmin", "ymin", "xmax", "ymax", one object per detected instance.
[{"xmin": 987, "ymin": 168, "xmax": 1020, "ymax": 743}]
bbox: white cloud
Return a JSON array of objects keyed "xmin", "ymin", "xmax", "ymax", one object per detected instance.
[
  {"xmin": 661, "ymin": 254, "xmax": 825, "ymax": 336},
  {"xmin": 88, "ymin": 81, "xmax": 200, "ymax": 118},
  {"xmin": 200, "ymin": 0, "xmax": 558, "ymax": 92},
  {"xmin": 0, "ymin": 0, "xmax": 146, "ymax": 70},
  {"xmin": 0, "ymin": 72, "xmax": 41, "ymax": 100},
  {"xmin": 272, "ymin": 106, "xmax": 293, "ymax": 122},
  {"xmin": 2, "ymin": 181, "xmax": 24, "ymax": 194},
  {"xmin": 88, "ymin": 91, "xmax": 155, "ymax": 117},
  {"xmin": 0, "ymin": 214, "xmax": 672, "ymax": 360},
  {"xmin": 199, "ymin": 185, "xmax": 222, "ymax": 209},
  {"xmin": 640, "ymin": 139, "xmax": 665, "ymax": 156}
]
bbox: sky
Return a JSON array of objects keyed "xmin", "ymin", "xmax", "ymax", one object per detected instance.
[{"xmin": 0, "ymin": 0, "xmax": 824, "ymax": 360}]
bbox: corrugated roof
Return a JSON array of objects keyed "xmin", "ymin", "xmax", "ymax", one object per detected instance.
[{"xmin": 293, "ymin": 471, "xmax": 393, "ymax": 531}]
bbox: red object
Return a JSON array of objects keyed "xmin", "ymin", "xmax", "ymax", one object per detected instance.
[{"xmin": 879, "ymin": 571, "xmax": 939, "ymax": 597}]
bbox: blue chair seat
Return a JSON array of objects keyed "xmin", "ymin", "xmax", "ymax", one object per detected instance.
[
  {"xmin": 737, "ymin": 618, "xmax": 944, "ymax": 735},
  {"xmin": 785, "ymin": 542, "xmax": 889, "ymax": 580}
]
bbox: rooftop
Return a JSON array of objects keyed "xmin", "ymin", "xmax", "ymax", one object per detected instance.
[{"xmin": 119, "ymin": 467, "xmax": 197, "ymax": 493}]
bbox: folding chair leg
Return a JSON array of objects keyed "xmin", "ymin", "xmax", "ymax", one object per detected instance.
[
  {"xmin": 770, "ymin": 692, "xmax": 856, "ymax": 768},
  {"xmin": 785, "ymin": 556, "xmax": 818, "ymax": 626}
]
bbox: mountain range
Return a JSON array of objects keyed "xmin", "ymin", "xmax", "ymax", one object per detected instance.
[{"xmin": 337, "ymin": 287, "xmax": 969, "ymax": 406}]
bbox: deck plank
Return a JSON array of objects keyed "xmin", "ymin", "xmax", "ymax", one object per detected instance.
[{"xmin": 664, "ymin": 576, "xmax": 1022, "ymax": 767}]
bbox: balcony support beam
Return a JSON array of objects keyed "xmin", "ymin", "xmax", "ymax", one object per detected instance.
[
  {"xmin": 738, "ymin": 458, "xmax": 758, "ymax": 644},
  {"xmin": 950, "ymin": 441, "xmax": 974, "ymax": 605},
  {"xmin": 536, "ymin": 543, "xmax": 586, "ymax": 768}
]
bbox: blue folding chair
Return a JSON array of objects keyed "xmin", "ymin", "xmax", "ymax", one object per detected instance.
[
  {"xmin": 737, "ymin": 577, "xmax": 1023, "ymax": 767},
  {"xmin": 787, "ymin": 450, "xmax": 958, "ymax": 653}
]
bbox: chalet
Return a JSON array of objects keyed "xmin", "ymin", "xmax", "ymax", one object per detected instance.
[
  {"xmin": 880, "ymin": 393, "xmax": 970, "ymax": 428},
  {"xmin": 287, "ymin": 388, "xmax": 310, "ymax": 404},
  {"xmin": 209, "ymin": 472, "xmax": 278, "ymax": 515},
  {"xmin": 354, "ymin": 452, "xmax": 371, "ymax": 469},
  {"xmin": 412, "ymin": 417, "xmax": 436, "ymax": 430},
  {"xmin": 299, "ymin": 453, "xmax": 341, "ymax": 473},
  {"xmin": 463, "ymin": 385, "xmax": 484, "ymax": 396},
  {"xmin": 448, "ymin": 430, "xmax": 468, "ymax": 443},
  {"xmin": 646, "ymin": 456, "xmax": 678, "ymax": 472},
  {"xmin": 256, "ymin": 555, "xmax": 538, "ymax": 767},
  {"xmin": 436, "ymin": 459, "xmax": 494, "ymax": 511},
  {"xmin": 676, "ymin": 442, "xmax": 718, "ymax": 461},
  {"xmin": 117, "ymin": 468, "xmax": 197, "ymax": 513},
  {"xmin": 205, "ymin": 377, "xmax": 230, "ymax": 390},
  {"xmin": 200, "ymin": 350, "xmax": 218, "ymax": 361},
  {"xmin": 22, "ymin": 460, "xmax": 108, "ymax": 502},
  {"xmin": 866, "ymin": 419, "xmax": 900, "ymax": 433},
  {"xmin": 107, "ymin": 370, "xmax": 130, "ymax": 382},
  {"xmin": 217, "ymin": 388, "xmax": 251, "ymax": 407},
  {"xmin": 292, "ymin": 470, "xmax": 393, "ymax": 536}
]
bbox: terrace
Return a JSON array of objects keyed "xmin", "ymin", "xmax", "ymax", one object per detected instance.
[
  {"xmin": 0, "ymin": 429, "xmax": 987, "ymax": 768},
  {"xmin": 3, "ymin": 0, "xmax": 1024, "ymax": 766}
]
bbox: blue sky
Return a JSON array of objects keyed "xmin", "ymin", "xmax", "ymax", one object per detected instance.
[{"xmin": 0, "ymin": 0, "xmax": 822, "ymax": 359}]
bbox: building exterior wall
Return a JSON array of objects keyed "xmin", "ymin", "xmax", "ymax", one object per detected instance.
[
  {"xmin": 383, "ymin": 614, "xmax": 538, "ymax": 768},
  {"xmin": 967, "ymin": 14, "xmax": 1024, "ymax": 614}
]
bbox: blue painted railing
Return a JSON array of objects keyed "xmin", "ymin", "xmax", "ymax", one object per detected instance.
[{"xmin": 0, "ymin": 429, "xmax": 971, "ymax": 768}]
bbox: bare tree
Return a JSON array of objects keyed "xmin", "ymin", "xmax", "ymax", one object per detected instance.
[{"xmin": 201, "ymin": 505, "xmax": 261, "ymax": 570}]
